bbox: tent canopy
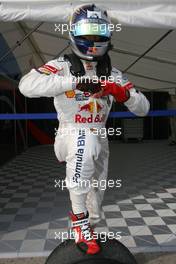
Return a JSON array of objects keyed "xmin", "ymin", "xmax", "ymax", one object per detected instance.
[{"xmin": 1, "ymin": 1, "xmax": 176, "ymax": 28}]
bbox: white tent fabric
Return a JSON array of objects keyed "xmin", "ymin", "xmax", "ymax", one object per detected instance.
[{"xmin": 1, "ymin": 1, "xmax": 176, "ymax": 28}]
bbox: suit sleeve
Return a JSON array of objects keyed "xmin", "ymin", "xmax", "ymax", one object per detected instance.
[
  {"xmin": 18, "ymin": 60, "xmax": 75, "ymax": 98},
  {"xmin": 112, "ymin": 67, "xmax": 150, "ymax": 117},
  {"xmin": 124, "ymin": 88, "xmax": 150, "ymax": 117}
]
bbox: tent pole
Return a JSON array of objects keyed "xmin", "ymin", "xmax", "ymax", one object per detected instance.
[
  {"xmin": 123, "ymin": 30, "xmax": 173, "ymax": 73},
  {"xmin": 0, "ymin": 22, "xmax": 43, "ymax": 64}
]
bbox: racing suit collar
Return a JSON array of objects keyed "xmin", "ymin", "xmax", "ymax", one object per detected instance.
[{"xmin": 81, "ymin": 59, "xmax": 97, "ymax": 72}]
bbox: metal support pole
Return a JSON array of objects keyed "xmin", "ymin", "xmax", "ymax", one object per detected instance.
[
  {"xmin": 123, "ymin": 30, "xmax": 173, "ymax": 73},
  {"xmin": 0, "ymin": 22, "xmax": 43, "ymax": 64}
]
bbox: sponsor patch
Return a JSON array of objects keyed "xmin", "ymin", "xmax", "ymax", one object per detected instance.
[
  {"xmin": 65, "ymin": 91, "xmax": 91, "ymax": 100},
  {"xmin": 37, "ymin": 64, "xmax": 63, "ymax": 75},
  {"xmin": 73, "ymin": 130, "xmax": 85, "ymax": 183},
  {"xmin": 65, "ymin": 90, "xmax": 76, "ymax": 98},
  {"xmin": 75, "ymin": 92, "xmax": 90, "ymax": 101},
  {"xmin": 43, "ymin": 64, "xmax": 59, "ymax": 74},
  {"xmin": 36, "ymin": 68, "xmax": 51, "ymax": 75}
]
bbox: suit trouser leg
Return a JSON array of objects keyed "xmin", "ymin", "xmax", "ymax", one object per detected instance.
[
  {"xmin": 65, "ymin": 129, "xmax": 103, "ymax": 214},
  {"xmin": 86, "ymin": 137, "xmax": 109, "ymax": 219}
]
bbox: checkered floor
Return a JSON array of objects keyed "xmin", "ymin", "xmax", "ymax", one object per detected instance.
[{"xmin": 0, "ymin": 141, "xmax": 176, "ymax": 257}]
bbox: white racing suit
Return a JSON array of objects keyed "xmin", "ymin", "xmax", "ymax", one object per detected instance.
[{"xmin": 19, "ymin": 57, "xmax": 150, "ymax": 220}]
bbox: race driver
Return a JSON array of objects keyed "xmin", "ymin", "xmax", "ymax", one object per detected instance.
[{"xmin": 19, "ymin": 4, "xmax": 150, "ymax": 255}]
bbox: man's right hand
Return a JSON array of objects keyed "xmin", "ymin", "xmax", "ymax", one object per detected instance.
[{"xmin": 76, "ymin": 78, "xmax": 102, "ymax": 94}]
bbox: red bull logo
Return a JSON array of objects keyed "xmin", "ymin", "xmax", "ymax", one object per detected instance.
[
  {"xmin": 79, "ymin": 101, "xmax": 103, "ymax": 113},
  {"xmin": 76, "ymin": 101, "xmax": 104, "ymax": 124},
  {"xmin": 79, "ymin": 103, "xmax": 92, "ymax": 113}
]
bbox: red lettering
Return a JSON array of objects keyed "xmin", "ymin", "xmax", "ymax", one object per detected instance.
[
  {"xmin": 75, "ymin": 114, "xmax": 82, "ymax": 123},
  {"xmin": 94, "ymin": 114, "xmax": 100, "ymax": 122},
  {"xmin": 87, "ymin": 115, "xmax": 93, "ymax": 123},
  {"xmin": 75, "ymin": 114, "xmax": 104, "ymax": 123},
  {"xmin": 81, "ymin": 117, "xmax": 86, "ymax": 123}
]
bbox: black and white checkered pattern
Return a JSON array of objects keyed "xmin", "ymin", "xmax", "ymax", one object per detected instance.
[{"xmin": 0, "ymin": 141, "xmax": 176, "ymax": 256}]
